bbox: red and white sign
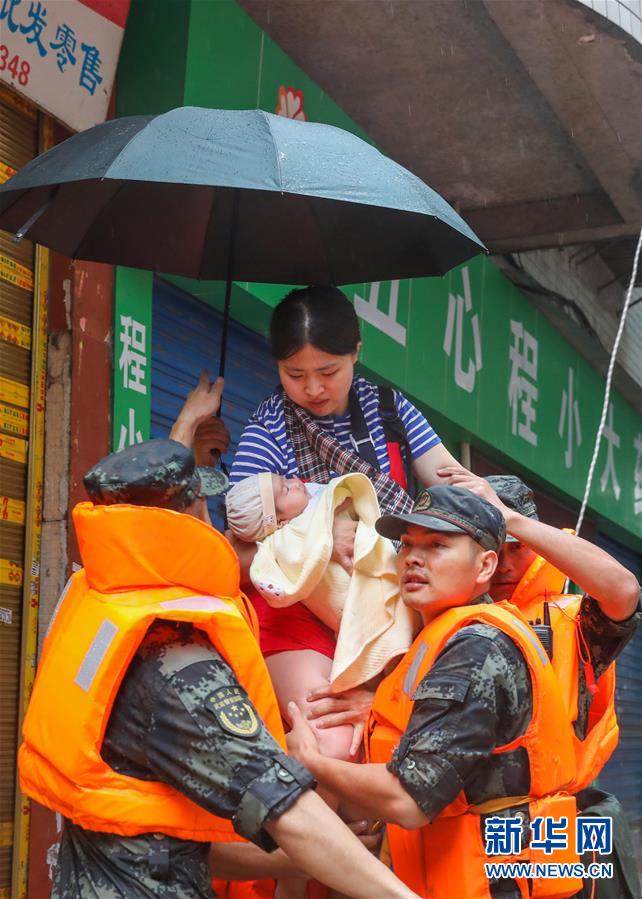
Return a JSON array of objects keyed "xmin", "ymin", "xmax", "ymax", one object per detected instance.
[{"xmin": 0, "ymin": 0, "xmax": 130, "ymax": 131}]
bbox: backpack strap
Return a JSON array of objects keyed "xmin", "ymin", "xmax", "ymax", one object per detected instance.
[
  {"xmin": 378, "ymin": 387, "xmax": 414, "ymax": 493},
  {"xmin": 348, "ymin": 388, "xmax": 380, "ymax": 470}
]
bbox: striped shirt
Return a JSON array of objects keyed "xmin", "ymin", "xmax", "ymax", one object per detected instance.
[{"xmin": 230, "ymin": 376, "xmax": 440, "ymax": 485}]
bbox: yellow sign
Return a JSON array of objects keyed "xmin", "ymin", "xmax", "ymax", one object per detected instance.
[
  {"xmin": 0, "ymin": 403, "xmax": 28, "ymax": 437},
  {"xmin": 0, "ymin": 559, "xmax": 23, "ymax": 587},
  {"xmin": 0, "ymin": 433, "xmax": 27, "ymax": 464},
  {"xmin": 0, "ymin": 495, "xmax": 25, "ymax": 525},
  {"xmin": 0, "ymin": 376, "xmax": 29, "ymax": 409},
  {"xmin": 0, "ymin": 254, "xmax": 33, "ymax": 292},
  {"xmin": 0, "ymin": 314, "xmax": 31, "ymax": 350},
  {"xmin": 0, "ymin": 161, "xmax": 16, "ymax": 185}
]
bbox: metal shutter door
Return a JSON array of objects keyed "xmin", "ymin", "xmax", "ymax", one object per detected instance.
[
  {"xmin": 0, "ymin": 87, "xmax": 37, "ymax": 897},
  {"xmin": 595, "ymin": 533, "xmax": 642, "ymax": 829},
  {"xmin": 151, "ymin": 278, "xmax": 278, "ymax": 529}
]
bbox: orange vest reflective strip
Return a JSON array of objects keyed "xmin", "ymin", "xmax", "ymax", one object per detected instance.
[
  {"xmin": 510, "ymin": 551, "xmax": 618, "ymax": 790},
  {"xmin": 19, "ymin": 505, "xmax": 286, "ymax": 843},
  {"xmin": 367, "ymin": 602, "xmax": 581, "ymax": 898}
]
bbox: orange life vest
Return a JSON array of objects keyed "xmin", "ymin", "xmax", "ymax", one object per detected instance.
[
  {"xmin": 19, "ymin": 502, "xmax": 286, "ymax": 843},
  {"xmin": 366, "ymin": 602, "xmax": 582, "ymax": 899},
  {"xmin": 509, "ymin": 552, "xmax": 618, "ymax": 790}
]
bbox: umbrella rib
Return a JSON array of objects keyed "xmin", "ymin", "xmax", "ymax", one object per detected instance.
[
  {"xmin": 102, "ymin": 116, "xmax": 156, "ymax": 179},
  {"xmin": 261, "ymin": 111, "xmax": 285, "ymax": 193},
  {"xmin": 305, "ymin": 196, "xmax": 336, "ymax": 285},
  {"xmin": 70, "ymin": 179, "xmax": 128, "ymax": 260}
]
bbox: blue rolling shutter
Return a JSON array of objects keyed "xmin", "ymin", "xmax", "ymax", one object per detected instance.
[
  {"xmin": 151, "ymin": 278, "xmax": 277, "ymax": 528},
  {"xmin": 594, "ymin": 533, "xmax": 642, "ymax": 830}
]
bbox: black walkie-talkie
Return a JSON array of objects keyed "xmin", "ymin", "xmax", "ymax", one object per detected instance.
[{"xmin": 531, "ymin": 601, "xmax": 554, "ymax": 661}]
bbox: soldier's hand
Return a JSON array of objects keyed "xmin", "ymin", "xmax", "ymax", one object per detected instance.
[
  {"xmin": 286, "ymin": 702, "xmax": 319, "ymax": 765},
  {"xmin": 170, "ymin": 371, "xmax": 225, "ymax": 448},
  {"xmin": 347, "ymin": 819, "xmax": 383, "ymax": 855},
  {"xmin": 193, "ymin": 417, "xmax": 231, "ymax": 467},
  {"xmin": 437, "ymin": 467, "xmax": 510, "ymax": 516},
  {"xmin": 306, "ymin": 683, "xmax": 374, "ymax": 731}
]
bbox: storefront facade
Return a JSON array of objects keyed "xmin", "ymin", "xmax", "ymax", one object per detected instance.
[{"xmin": 1, "ymin": 0, "xmax": 640, "ymax": 893}]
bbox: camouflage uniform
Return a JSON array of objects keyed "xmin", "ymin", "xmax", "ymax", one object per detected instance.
[
  {"xmin": 51, "ymin": 441, "xmax": 314, "ymax": 898},
  {"xmin": 376, "ymin": 485, "xmax": 640, "ymax": 899},
  {"xmin": 485, "ymin": 472, "xmax": 642, "ymax": 738},
  {"xmin": 52, "ymin": 621, "xmax": 314, "ymax": 899},
  {"xmin": 385, "ymin": 594, "xmax": 639, "ymax": 899}
]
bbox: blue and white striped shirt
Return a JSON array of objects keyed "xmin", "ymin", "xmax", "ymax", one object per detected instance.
[{"xmin": 230, "ymin": 376, "xmax": 440, "ymax": 485}]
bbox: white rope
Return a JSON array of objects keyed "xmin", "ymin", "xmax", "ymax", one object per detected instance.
[{"xmin": 575, "ymin": 226, "xmax": 642, "ymax": 536}]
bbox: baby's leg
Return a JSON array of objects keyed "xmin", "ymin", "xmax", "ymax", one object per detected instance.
[{"xmin": 266, "ymin": 650, "xmax": 354, "ymax": 761}]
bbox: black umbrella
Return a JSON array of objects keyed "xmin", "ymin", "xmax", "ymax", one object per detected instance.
[{"xmin": 0, "ymin": 106, "xmax": 485, "ymax": 374}]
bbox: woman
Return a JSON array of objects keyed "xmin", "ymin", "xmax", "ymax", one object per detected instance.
[
  {"xmin": 175, "ymin": 287, "xmax": 462, "ymax": 743},
  {"xmin": 176, "ymin": 288, "xmax": 464, "ymax": 724},
  {"xmin": 173, "ymin": 286, "xmax": 464, "ymax": 897}
]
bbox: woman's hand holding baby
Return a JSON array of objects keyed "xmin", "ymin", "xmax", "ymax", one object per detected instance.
[{"xmin": 331, "ymin": 497, "xmax": 357, "ymax": 575}]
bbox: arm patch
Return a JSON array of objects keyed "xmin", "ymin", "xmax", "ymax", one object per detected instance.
[
  {"xmin": 207, "ymin": 686, "xmax": 261, "ymax": 739},
  {"xmin": 413, "ymin": 673, "xmax": 471, "ymax": 703}
]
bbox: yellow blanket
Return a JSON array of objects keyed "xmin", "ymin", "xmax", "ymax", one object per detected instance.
[{"xmin": 250, "ymin": 473, "xmax": 418, "ymax": 692}]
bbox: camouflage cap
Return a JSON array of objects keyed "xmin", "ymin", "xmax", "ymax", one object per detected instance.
[
  {"xmin": 376, "ymin": 484, "xmax": 506, "ymax": 552},
  {"xmin": 485, "ymin": 475, "xmax": 538, "ymax": 542},
  {"xmin": 83, "ymin": 439, "xmax": 201, "ymax": 511}
]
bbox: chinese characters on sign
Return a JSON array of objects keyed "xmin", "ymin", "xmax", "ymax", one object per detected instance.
[
  {"xmin": 350, "ymin": 264, "xmax": 638, "ymax": 531},
  {"xmin": 559, "ymin": 368, "xmax": 582, "ymax": 469},
  {"xmin": 354, "ymin": 281, "xmax": 407, "ymax": 347},
  {"xmin": 116, "ymin": 314, "xmax": 147, "ymax": 451},
  {"xmin": 443, "ymin": 266, "xmax": 482, "ymax": 393},
  {"xmin": 118, "ymin": 315, "xmax": 147, "ymax": 395},
  {"xmin": 508, "ymin": 320, "xmax": 538, "ymax": 446},
  {"xmin": 599, "ymin": 404, "xmax": 621, "ymax": 501},
  {"xmin": 0, "ymin": 0, "xmax": 130, "ymax": 132}
]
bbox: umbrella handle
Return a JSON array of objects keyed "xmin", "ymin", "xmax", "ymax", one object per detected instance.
[{"xmin": 218, "ymin": 188, "xmax": 240, "ymax": 385}]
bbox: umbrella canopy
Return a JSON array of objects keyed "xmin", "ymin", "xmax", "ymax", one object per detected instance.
[{"xmin": 0, "ymin": 107, "xmax": 484, "ymax": 284}]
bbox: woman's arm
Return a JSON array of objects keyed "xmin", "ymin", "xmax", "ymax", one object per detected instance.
[
  {"xmin": 226, "ymin": 531, "xmax": 258, "ymax": 585},
  {"xmin": 393, "ymin": 391, "xmax": 467, "ymax": 488},
  {"xmin": 412, "ymin": 443, "xmax": 468, "ymax": 487}
]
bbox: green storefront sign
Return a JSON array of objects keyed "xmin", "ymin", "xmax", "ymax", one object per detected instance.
[
  {"xmin": 114, "ymin": 0, "xmax": 641, "ymax": 544},
  {"xmin": 112, "ymin": 267, "xmax": 152, "ymax": 450}
]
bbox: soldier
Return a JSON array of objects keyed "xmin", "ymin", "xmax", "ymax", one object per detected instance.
[
  {"xmin": 440, "ymin": 469, "xmax": 641, "ymax": 789},
  {"xmin": 18, "ymin": 430, "xmax": 419, "ymax": 899},
  {"xmin": 286, "ymin": 485, "xmax": 640, "ymax": 899}
]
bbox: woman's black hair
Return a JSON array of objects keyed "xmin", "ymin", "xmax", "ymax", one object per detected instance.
[{"xmin": 270, "ymin": 285, "xmax": 361, "ymax": 360}]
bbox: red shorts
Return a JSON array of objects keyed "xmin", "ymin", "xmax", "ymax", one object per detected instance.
[{"xmin": 245, "ymin": 586, "xmax": 336, "ymax": 660}]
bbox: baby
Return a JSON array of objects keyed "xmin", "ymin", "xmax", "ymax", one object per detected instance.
[
  {"xmin": 226, "ymin": 471, "xmax": 417, "ymax": 720},
  {"xmin": 226, "ymin": 472, "xmax": 322, "ymax": 544}
]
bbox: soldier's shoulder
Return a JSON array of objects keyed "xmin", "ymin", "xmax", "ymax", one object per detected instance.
[
  {"xmin": 449, "ymin": 621, "xmax": 524, "ymax": 659},
  {"xmin": 136, "ymin": 620, "xmax": 224, "ymax": 680},
  {"xmin": 442, "ymin": 622, "xmax": 528, "ymax": 681}
]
